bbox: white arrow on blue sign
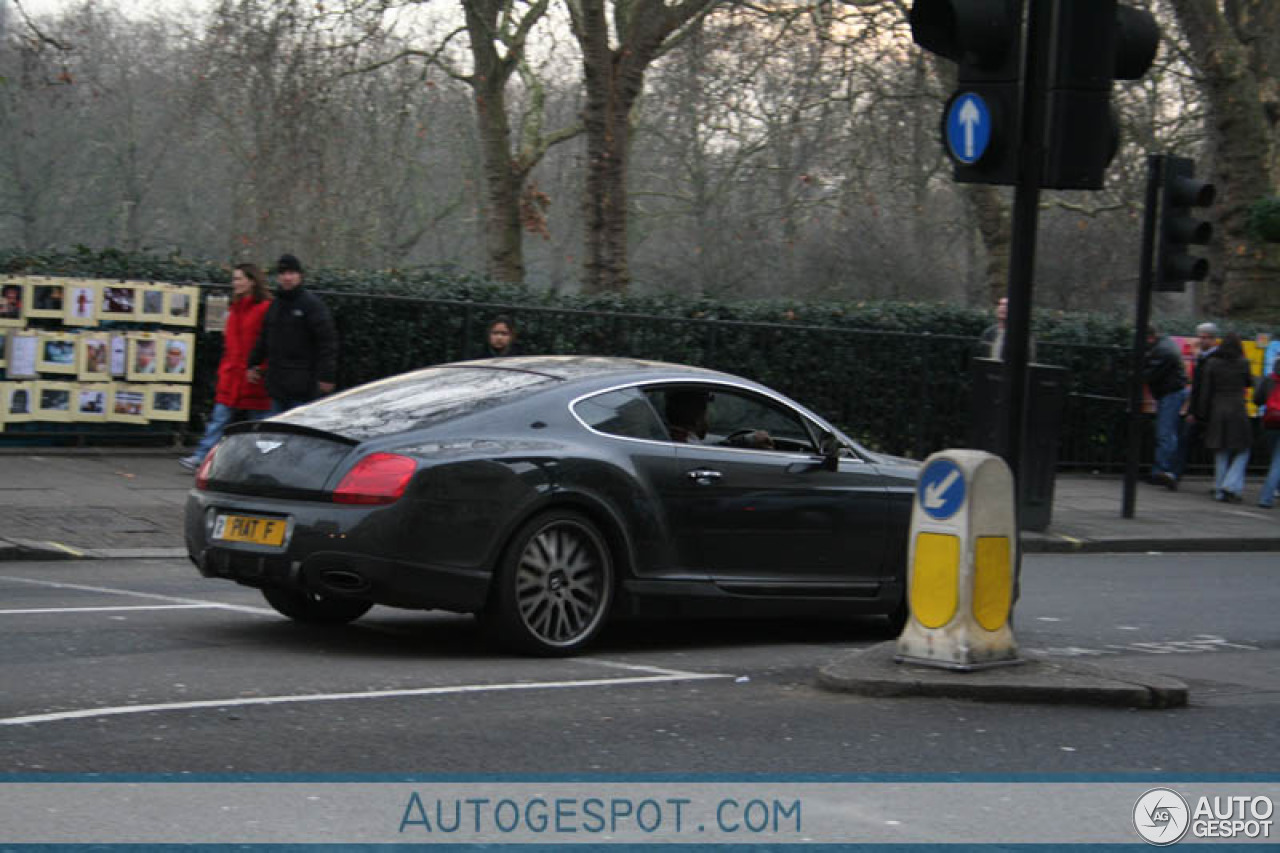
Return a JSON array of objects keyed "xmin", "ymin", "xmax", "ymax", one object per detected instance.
[
  {"xmin": 945, "ymin": 92, "xmax": 992, "ymax": 166},
  {"xmin": 918, "ymin": 458, "xmax": 966, "ymax": 521}
]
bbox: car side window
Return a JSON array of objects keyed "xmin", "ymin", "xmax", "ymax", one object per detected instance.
[
  {"xmin": 644, "ymin": 384, "xmax": 817, "ymax": 453},
  {"xmin": 707, "ymin": 388, "xmax": 816, "ymax": 452},
  {"xmin": 574, "ymin": 388, "xmax": 669, "ymax": 441}
]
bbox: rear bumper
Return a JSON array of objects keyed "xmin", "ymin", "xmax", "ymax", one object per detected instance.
[{"xmin": 186, "ymin": 492, "xmax": 491, "ymax": 613}]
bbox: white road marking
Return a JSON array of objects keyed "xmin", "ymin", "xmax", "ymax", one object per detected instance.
[
  {"xmin": 0, "ymin": 604, "xmax": 215, "ymax": 615},
  {"xmin": 0, "ymin": 577, "xmax": 738, "ymax": 728},
  {"xmin": 0, "ymin": 575, "xmax": 276, "ymax": 616},
  {"xmin": 580, "ymin": 659, "xmax": 721, "ymax": 678},
  {"xmin": 0, "ymin": 672, "xmax": 734, "ymax": 727}
]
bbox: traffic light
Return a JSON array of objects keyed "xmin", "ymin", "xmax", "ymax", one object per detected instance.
[
  {"xmin": 910, "ymin": 0, "xmax": 1026, "ymax": 185},
  {"xmin": 1154, "ymin": 156, "xmax": 1215, "ymax": 291},
  {"xmin": 1042, "ymin": 0, "xmax": 1159, "ymax": 189}
]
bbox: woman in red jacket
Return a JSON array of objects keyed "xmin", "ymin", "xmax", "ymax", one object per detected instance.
[{"xmin": 180, "ymin": 264, "xmax": 273, "ymax": 471}]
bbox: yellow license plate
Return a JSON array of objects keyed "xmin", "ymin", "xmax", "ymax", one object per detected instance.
[{"xmin": 213, "ymin": 514, "xmax": 287, "ymax": 547}]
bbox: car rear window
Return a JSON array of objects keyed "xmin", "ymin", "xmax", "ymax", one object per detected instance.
[
  {"xmin": 574, "ymin": 387, "xmax": 669, "ymax": 441},
  {"xmin": 280, "ymin": 366, "xmax": 556, "ymax": 440}
]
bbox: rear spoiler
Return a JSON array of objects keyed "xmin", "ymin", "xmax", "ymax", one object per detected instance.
[{"xmin": 224, "ymin": 419, "xmax": 359, "ymax": 446}]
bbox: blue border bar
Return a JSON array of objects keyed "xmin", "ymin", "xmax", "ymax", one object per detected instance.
[{"xmin": 2, "ymin": 773, "xmax": 1278, "ymax": 784}]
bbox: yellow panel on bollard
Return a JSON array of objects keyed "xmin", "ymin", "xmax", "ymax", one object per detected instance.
[
  {"xmin": 896, "ymin": 449, "xmax": 1021, "ymax": 670},
  {"xmin": 910, "ymin": 532, "xmax": 959, "ymax": 629},
  {"xmin": 973, "ymin": 536, "xmax": 1013, "ymax": 631}
]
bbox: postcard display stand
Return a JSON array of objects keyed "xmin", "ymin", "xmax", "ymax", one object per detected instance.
[{"xmin": 0, "ymin": 276, "xmax": 199, "ymax": 432}]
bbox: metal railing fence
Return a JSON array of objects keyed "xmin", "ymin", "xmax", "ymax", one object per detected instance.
[{"xmin": 0, "ymin": 284, "xmax": 1255, "ymax": 473}]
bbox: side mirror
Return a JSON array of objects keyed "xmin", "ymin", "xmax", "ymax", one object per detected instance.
[{"xmin": 819, "ymin": 435, "xmax": 841, "ymax": 472}]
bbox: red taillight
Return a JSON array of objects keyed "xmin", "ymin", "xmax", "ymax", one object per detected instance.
[
  {"xmin": 195, "ymin": 446, "xmax": 218, "ymax": 490},
  {"xmin": 333, "ymin": 453, "xmax": 417, "ymax": 505}
]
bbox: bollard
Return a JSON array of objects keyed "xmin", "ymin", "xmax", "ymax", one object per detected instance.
[{"xmin": 896, "ymin": 449, "xmax": 1021, "ymax": 670}]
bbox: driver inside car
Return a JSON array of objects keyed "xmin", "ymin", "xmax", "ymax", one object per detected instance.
[{"xmin": 665, "ymin": 389, "xmax": 773, "ymax": 449}]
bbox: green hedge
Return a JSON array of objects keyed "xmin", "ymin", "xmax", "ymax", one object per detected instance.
[{"xmin": 2, "ymin": 248, "xmax": 1150, "ymax": 464}]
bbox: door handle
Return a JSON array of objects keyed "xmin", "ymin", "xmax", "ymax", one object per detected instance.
[{"xmin": 686, "ymin": 469, "xmax": 722, "ymax": 485}]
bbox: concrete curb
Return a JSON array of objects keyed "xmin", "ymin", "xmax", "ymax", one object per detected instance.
[
  {"xmin": 817, "ymin": 642, "xmax": 1188, "ymax": 709},
  {"xmin": 0, "ymin": 538, "xmax": 186, "ymax": 562},
  {"xmin": 1023, "ymin": 536, "xmax": 1280, "ymax": 554}
]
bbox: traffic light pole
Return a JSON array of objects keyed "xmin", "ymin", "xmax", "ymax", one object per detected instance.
[
  {"xmin": 1122, "ymin": 154, "xmax": 1164, "ymax": 519},
  {"xmin": 1000, "ymin": 0, "xmax": 1052, "ymax": 485}
]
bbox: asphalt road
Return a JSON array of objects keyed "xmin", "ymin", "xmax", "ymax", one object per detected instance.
[{"xmin": 1, "ymin": 552, "xmax": 1277, "ymax": 774}]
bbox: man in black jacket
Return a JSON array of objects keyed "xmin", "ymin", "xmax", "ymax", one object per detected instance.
[
  {"xmin": 247, "ymin": 254, "xmax": 338, "ymax": 414},
  {"xmin": 1143, "ymin": 324, "xmax": 1188, "ymax": 490},
  {"xmin": 1173, "ymin": 321, "xmax": 1219, "ymax": 483}
]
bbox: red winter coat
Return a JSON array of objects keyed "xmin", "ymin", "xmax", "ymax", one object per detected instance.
[{"xmin": 215, "ymin": 295, "xmax": 272, "ymax": 410}]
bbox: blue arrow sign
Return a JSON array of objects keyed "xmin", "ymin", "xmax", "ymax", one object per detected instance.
[
  {"xmin": 945, "ymin": 93, "xmax": 992, "ymax": 166},
  {"xmin": 918, "ymin": 459, "xmax": 966, "ymax": 521}
]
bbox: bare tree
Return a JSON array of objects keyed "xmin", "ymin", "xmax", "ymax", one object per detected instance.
[{"xmin": 1164, "ymin": 0, "xmax": 1280, "ymax": 314}]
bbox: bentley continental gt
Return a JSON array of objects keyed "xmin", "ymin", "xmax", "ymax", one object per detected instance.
[{"xmin": 186, "ymin": 356, "xmax": 918, "ymax": 655}]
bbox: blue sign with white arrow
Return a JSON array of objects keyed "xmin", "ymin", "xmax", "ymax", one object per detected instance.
[
  {"xmin": 918, "ymin": 459, "xmax": 966, "ymax": 521},
  {"xmin": 945, "ymin": 92, "xmax": 992, "ymax": 166}
]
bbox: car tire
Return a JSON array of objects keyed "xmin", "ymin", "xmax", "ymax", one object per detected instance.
[
  {"xmin": 486, "ymin": 510, "xmax": 615, "ymax": 656},
  {"xmin": 261, "ymin": 587, "xmax": 373, "ymax": 625}
]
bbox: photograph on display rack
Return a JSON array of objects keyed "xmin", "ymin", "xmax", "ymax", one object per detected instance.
[
  {"xmin": 7, "ymin": 385, "xmax": 31, "ymax": 416},
  {"xmin": 79, "ymin": 336, "xmax": 111, "ymax": 379},
  {"xmin": 64, "ymin": 284, "xmax": 97, "ymax": 325},
  {"xmin": 77, "ymin": 388, "xmax": 108, "ymax": 416},
  {"xmin": 141, "ymin": 287, "xmax": 167, "ymax": 318},
  {"xmin": 40, "ymin": 336, "xmax": 78, "ymax": 372},
  {"xmin": 131, "ymin": 338, "xmax": 159, "ymax": 376},
  {"xmin": 29, "ymin": 282, "xmax": 65, "ymax": 317},
  {"xmin": 101, "ymin": 285, "xmax": 137, "ymax": 320},
  {"xmin": 0, "ymin": 282, "xmax": 23, "ymax": 322}
]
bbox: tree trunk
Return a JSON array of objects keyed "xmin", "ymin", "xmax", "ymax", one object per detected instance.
[
  {"xmin": 963, "ymin": 184, "xmax": 1012, "ymax": 305},
  {"xmin": 570, "ymin": 0, "xmax": 720, "ymax": 294},
  {"xmin": 580, "ymin": 60, "xmax": 638, "ymax": 293},
  {"xmin": 464, "ymin": 0, "xmax": 525, "ymax": 283},
  {"xmin": 1167, "ymin": 0, "xmax": 1280, "ymax": 314}
]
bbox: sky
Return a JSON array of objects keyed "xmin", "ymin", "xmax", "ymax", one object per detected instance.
[{"xmin": 15, "ymin": 0, "xmax": 194, "ymax": 18}]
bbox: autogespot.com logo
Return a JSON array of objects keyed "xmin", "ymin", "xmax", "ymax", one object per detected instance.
[{"xmin": 1134, "ymin": 788, "xmax": 1191, "ymax": 845}]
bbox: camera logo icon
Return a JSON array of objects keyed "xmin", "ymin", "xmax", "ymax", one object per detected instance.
[{"xmin": 1134, "ymin": 787, "xmax": 1190, "ymax": 845}]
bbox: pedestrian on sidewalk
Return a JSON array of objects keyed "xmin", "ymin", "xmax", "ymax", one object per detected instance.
[
  {"xmin": 1143, "ymin": 324, "xmax": 1188, "ymax": 490},
  {"xmin": 484, "ymin": 315, "xmax": 520, "ymax": 357},
  {"xmin": 180, "ymin": 263, "xmax": 273, "ymax": 471},
  {"xmin": 246, "ymin": 254, "xmax": 338, "ymax": 415},
  {"xmin": 1174, "ymin": 321, "xmax": 1219, "ymax": 481},
  {"xmin": 1195, "ymin": 331, "xmax": 1253, "ymax": 503},
  {"xmin": 1253, "ymin": 358, "xmax": 1280, "ymax": 509},
  {"xmin": 977, "ymin": 296, "xmax": 1036, "ymax": 362}
]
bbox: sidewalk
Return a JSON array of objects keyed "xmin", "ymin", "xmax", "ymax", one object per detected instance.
[{"xmin": 0, "ymin": 450, "xmax": 1277, "ymax": 561}]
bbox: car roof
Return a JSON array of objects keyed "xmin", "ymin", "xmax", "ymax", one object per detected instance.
[{"xmin": 448, "ymin": 355, "xmax": 739, "ymax": 386}]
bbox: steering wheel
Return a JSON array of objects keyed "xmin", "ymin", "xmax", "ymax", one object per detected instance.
[{"xmin": 723, "ymin": 428, "xmax": 771, "ymax": 448}]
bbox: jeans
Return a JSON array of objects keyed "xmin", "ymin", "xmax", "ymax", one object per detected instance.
[
  {"xmin": 1214, "ymin": 448, "xmax": 1251, "ymax": 497},
  {"xmin": 189, "ymin": 404, "xmax": 267, "ymax": 461},
  {"xmin": 1153, "ymin": 387, "xmax": 1188, "ymax": 478},
  {"xmin": 1172, "ymin": 418, "xmax": 1202, "ymax": 481},
  {"xmin": 1260, "ymin": 430, "xmax": 1280, "ymax": 507}
]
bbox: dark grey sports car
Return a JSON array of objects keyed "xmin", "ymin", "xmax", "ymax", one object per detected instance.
[{"xmin": 186, "ymin": 356, "xmax": 918, "ymax": 655}]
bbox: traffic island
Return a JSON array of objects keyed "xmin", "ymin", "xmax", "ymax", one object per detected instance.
[{"xmin": 818, "ymin": 641, "xmax": 1188, "ymax": 709}]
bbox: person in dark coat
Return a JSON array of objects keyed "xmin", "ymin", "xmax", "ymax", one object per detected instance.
[
  {"xmin": 1173, "ymin": 321, "xmax": 1219, "ymax": 480},
  {"xmin": 247, "ymin": 254, "xmax": 338, "ymax": 414},
  {"xmin": 1195, "ymin": 332, "xmax": 1253, "ymax": 502}
]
